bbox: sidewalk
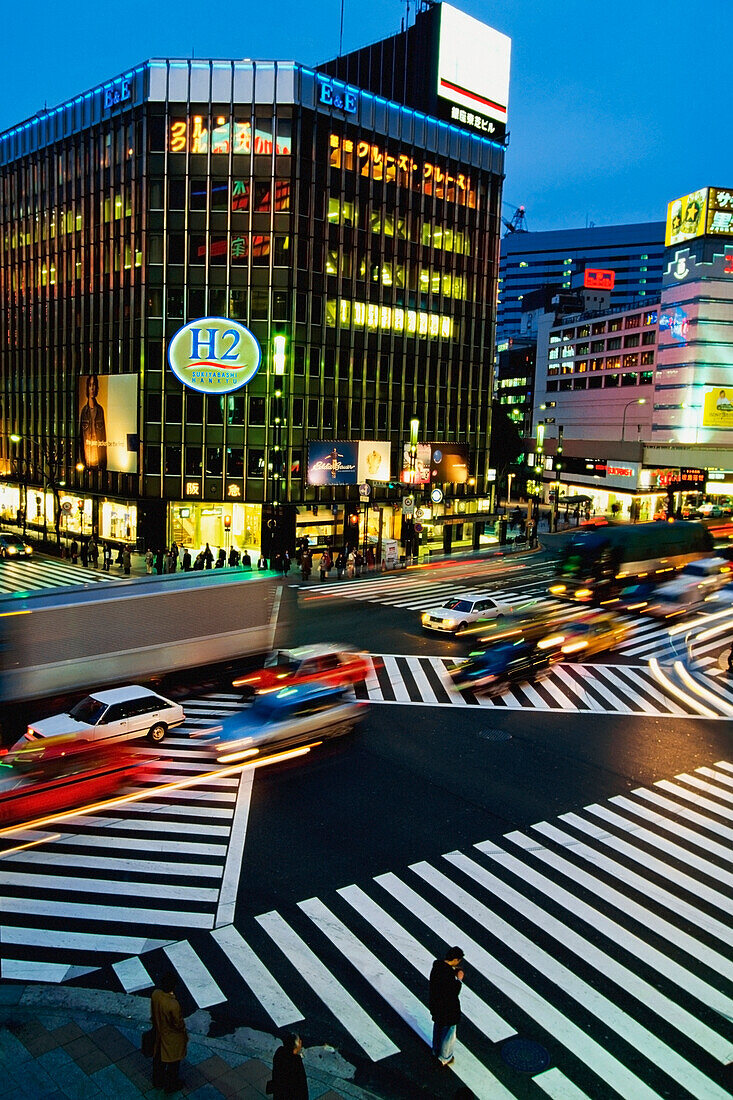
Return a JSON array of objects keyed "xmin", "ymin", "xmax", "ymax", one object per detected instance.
[{"xmin": 0, "ymin": 984, "xmax": 387, "ymax": 1100}]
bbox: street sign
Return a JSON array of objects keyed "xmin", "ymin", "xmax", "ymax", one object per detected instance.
[
  {"xmin": 402, "ymin": 495, "xmax": 414, "ymax": 516},
  {"xmin": 359, "ymin": 494, "xmax": 370, "ymax": 503},
  {"xmin": 414, "ymin": 523, "xmax": 423, "ymax": 533},
  {"xmin": 61, "ymin": 501, "xmax": 72, "ymax": 514},
  {"xmin": 430, "ymin": 487, "xmax": 444, "ymax": 504},
  {"xmin": 415, "ymin": 507, "xmax": 425, "ymax": 520},
  {"xmin": 358, "ymin": 483, "xmax": 371, "ymax": 497}
]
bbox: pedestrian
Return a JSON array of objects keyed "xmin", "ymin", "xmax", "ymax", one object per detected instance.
[
  {"xmin": 228, "ymin": 546, "xmax": 240, "ymax": 568},
  {"xmin": 258, "ymin": 553, "xmax": 268, "ymax": 570},
  {"xmin": 155, "ymin": 549, "xmax": 164, "ymax": 575},
  {"xmin": 116, "ymin": 546, "xmax": 124, "ymax": 570},
  {"xmin": 203, "ymin": 542, "xmax": 214, "ymax": 569},
  {"xmin": 268, "ymin": 1032, "xmax": 308, "ymax": 1100},
  {"xmin": 354, "ymin": 549, "xmax": 364, "ymax": 577},
  {"xmin": 150, "ymin": 971, "xmax": 188, "ymax": 1095},
  {"xmin": 193, "ymin": 551, "xmax": 205, "ymax": 571},
  {"xmin": 103, "ymin": 543, "xmax": 112, "ymax": 571},
  {"xmin": 346, "ymin": 550, "xmax": 355, "ymax": 578},
  {"xmin": 281, "ymin": 550, "xmax": 291, "ymax": 576},
  {"xmin": 727, "ymin": 643, "xmax": 733, "ymax": 677},
  {"xmin": 301, "ymin": 551, "xmax": 312, "ymax": 583},
  {"xmin": 88, "ymin": 538, "xmax": 99, "ymax": 568},
  {"xmin": 429, "ymin": 947, "xmax": 464, "ymax": 1068},
  {"xmin": 80, "ymin": 540, "xmax": 89, "ymax": 568},
  {"xmin": 145, "ymin": 548, "xmax": 154, "ymax": 575},
  {"xmin": 215, "ymin": 548, "xmax": 226, "ymax": 568},
  {"xmin": 319, "ymin": 549, "xmax": 331, "ymax": 581},
  {"xmin": 366, "ymin": 546, "xmax": 375, "ymax": 572},
  {"xmin": 70, "ymin": 539, "xmax": 79, "ymax": 564},
  {"xmin": 122, "ymin": 546, "xmax": 131, "ymax": 576},
  {"xmin": 165, "ymin": 550, "xmax": 176, "ymax": 574},
  {"xmin": 335, "ymin": 551, "xmax": 346, "ymax": 580},
  {"xmin": 242, "ymin": 550, "xmax": 252, "ymax": 569},
  {"xmin": 182, "ymin": 548, "xmax": 192, "ymax": 572},
  {"xmin": 171, "ymin": 541, "xmax": 179, "ymax": 570}
]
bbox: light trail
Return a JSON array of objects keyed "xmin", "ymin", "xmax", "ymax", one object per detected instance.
[
  {"xmin": 0, "ymin": 832, "xmax": 61, "ymax": 857},
  {"xmin": 673, "ymin": 661, "xmax": 733, "ymax": 716},
  {"xmin": 649, "ymin": 657, "xmax": 718, "ymax": 719}
]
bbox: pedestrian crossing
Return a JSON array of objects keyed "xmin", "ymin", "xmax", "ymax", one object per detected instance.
[
  {"xmin": 0, "ymin": 555, "xmax": 112, "ymax": 594},
  {"xmin": 0, "ymin": 693, "xmax": 249, "ymax": 984},
  {"xmin": 103, "ymin": 761, "xmax": 733, "ymax": 1099},
  {"xmin": 361, "ymin": 653, "xmax": 727, "ymax": 716}
]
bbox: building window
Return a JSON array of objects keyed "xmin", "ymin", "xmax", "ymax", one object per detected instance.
[
  {"xmin": 624, "ymin": 334, "xmax": 640, "ymax": 348},
  {"xmin": 546, "ymin": 380, "xmax": 558, "ymax": 392},
  {"xmin": 641, "ymin": 351, "xmax": 654, "ymax": 366},
  {"xmin": 621, "ymin": 372, "xmax": 638, "ymax": 386},
  {"xmin": 605, "ymin": 374, "xmax": 619, "ymax": 387},
  {"xmin": 591, "ymin": 340, "xmax": 605, "ymax": 353},
  {"xmin": 146, "ymin": 446, "xmax": 161, "ymax": 474},
  {"xmin": 206, "ymin": 447, "xmax": 223, "ymax": 476},
  {"xmin": 185, "ymin": 447, "xmax": 202, "ymax": 476},
  {"xmin": 625, "ymin": 314, "xmax": 640, "ymax": 329},
  {"xmin": 606, "ymin": 337, "xmax": 622, "ymax": 351},
  {"xmin": 609, "ymin": 319, "xmax": 622, "ymax": 332},
  {"xmin": 623, "ymin": 354, "xmax": 639, "ymax": 369},
  {"xmin": 165, "ymin": 446, "xmax": 181, "ymax": 475},
  {"xmin": 572, "ymin": 378, "xmax": 587, "ymax": 390},
  {"xmin": 166, "ymin": 393, "xmax": 182, "ymax": 422},
  {"xmin": 640, "ymin": 371, "xmax": 653, "ymax": 385},
  {"xmin": 226, "ymin": 448, "xmax": 244, "ymax": 477},
  {"xmin": 187, "ymin": 392, "xmax": 203, "ymax": 423},
  {"xmin": 641, "ymin": 331, "xmax": 656, "ymax": 346},
  {"xmin": 227, "ymin": 395, "xmax": 244, "ymax": 424},
  {"xmin": 588, "ymin": 377, "xmax": 603, "ymax": 389},
  {"xmin": 247, "ymin": 450, "xmax": 265, "ymax": 477},
  {"xmin": 249, "ymin": 397, "xmax": 266, "ymax": 425},
  {"xmin": 147, "ymin": 393, "xmax": 162, "ymax": 422},
  {"xmin": 559, "ymin": 379, "xmax": 572, "ymax": 391}
]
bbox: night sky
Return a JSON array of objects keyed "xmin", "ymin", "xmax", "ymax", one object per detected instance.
[{"xmin": 2, "ymin": 0, "xmax": 727, "ymax": 231}]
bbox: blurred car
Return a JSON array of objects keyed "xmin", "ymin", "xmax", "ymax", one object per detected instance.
[
  {"xmin": 550, "ymin": 612, "xmax": 629, "ymax": 657},
  {"xmin": 421, "ymin": 592, "xmax": 513, "ymax": 634},
  {"xmin": 648, "ymin": 557, "xmax": 733, "ymax": 618},
  {"xmin": 449, "ymin": 641, "xmax": 551, "ymax": 696},
  {"xmin": 215, "ymin": 681, "xmax": 366, "ymax": 762},
  {"xmin": 0, "ymin": 739, "xmax": 159, "ymax": 827},
  {"xmin": 696, "ymin": 503, "xmax": 725, "ymax": 519},
  {"xmin": 0, "ymin": 532, "xmax": 33, "ymax": 559},
  {"xmin": 10, "ymin": 685, "xmax": 185, "ymax": 753},
  {"xmin": 233, "ymin": 644, "xmax": 368, "ymax": 697},
  {"xmin": 471, "ymin": 602, "xmax": 591, "ymax": 649},
  {"xmin": 603, "ymin": 581, "xmax": 658, "ymax": 614}
]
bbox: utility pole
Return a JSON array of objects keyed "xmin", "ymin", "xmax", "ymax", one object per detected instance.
[{"xmin": 552, "ymin": 426, "xmax": 564, "ymax": 533}]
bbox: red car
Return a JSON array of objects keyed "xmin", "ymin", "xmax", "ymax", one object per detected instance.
[
  {"xmin": 233, "ymin": 644, "xmax": 369, "ymax": 697},
  {"xmin": 0, "ymin": 738, "xmax": 160, "ymax": 829}
]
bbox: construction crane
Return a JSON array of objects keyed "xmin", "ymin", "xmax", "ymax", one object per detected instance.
[{"xmin": 502, "ymin": 204, "xmax": 528, "ymax": 235}]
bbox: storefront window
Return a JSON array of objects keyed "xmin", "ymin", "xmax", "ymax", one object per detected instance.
[{"xmin": 101, "ymin": 501, "xmax": 137, "ymax": 543}]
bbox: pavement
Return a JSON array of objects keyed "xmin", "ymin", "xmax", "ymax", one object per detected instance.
[{"xmin": 0, "ymin": 984, "xmax": 387, "ymax": 1100}]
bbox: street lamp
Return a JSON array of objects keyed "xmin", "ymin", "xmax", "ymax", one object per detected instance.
[{"xmin": 621, "ymin": 398, "xmax": 646, "ymax": 441}]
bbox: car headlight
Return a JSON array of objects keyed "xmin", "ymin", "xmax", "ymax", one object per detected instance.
[
  {"xmin": 443, "ymin": 618, "xmax": 456, "ymax": 628},
  {"xmin": 6, "ymin": 547, "xmax": 17, "ymax": 555},
  {"xmin": 24, "ymin": 546, "xmax": 32, "ymax": 554},
  {"xmin": 421, "ymin": 613, "xmax": 430, "ymax": 623}
]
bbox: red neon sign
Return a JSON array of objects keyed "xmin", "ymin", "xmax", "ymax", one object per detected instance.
[{"xmin": 584, "ymin": 268, "xmax": 616, "ymax": 290}]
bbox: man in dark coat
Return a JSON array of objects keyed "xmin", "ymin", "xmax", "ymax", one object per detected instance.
[
  {"xmin": 429, "ymin": 946, "xmax": 464, "ymax": 1067},
  {"xmin": 270, "ymin": 1033, "xmax": 308, "ymax": 1099},
  {"xmin": 151, "ymin": 971, "xmax": 188, "ymax": 1094}
]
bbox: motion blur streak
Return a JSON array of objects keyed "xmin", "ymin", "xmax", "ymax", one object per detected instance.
[
  {"xmin": 668, "ymin": 605, "xmax": 733, "ymax": 636},
  {"xmin": 649, "ymin": 657, "xmax": 718, "ymax": 718},
  {"xmin": 0, "ymin": 832, "xmax": 61, "ymax": 857},
  {"xmin": 0, "ymin": 745, "xmax": 318, "ymax": 840},
  {"xmin": 674, "ymin": 661, "xmax": 733, "ymax": 715}
]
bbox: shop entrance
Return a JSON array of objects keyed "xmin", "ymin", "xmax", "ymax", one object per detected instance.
[{"xmin": 169, "ymin": 502, "xmax": 262, "ymax": 558}]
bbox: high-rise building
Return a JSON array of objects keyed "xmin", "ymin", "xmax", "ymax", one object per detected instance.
[
  {"xmin": 498, "ymin": 221, "xmax": 665, "ymax": 342},
  {"xmin": 0, "ymin": 2, "xmax": 508, "ymax": 559}
]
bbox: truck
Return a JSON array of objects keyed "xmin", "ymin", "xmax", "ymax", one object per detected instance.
[{"xmin": 0, "ymin": 570, "xmax": 280, "ymax": 704}]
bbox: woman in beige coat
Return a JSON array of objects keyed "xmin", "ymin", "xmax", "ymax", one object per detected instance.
[{"xmin": 151, "ymin": 972, "xmax": 188, "ymax": 1093}]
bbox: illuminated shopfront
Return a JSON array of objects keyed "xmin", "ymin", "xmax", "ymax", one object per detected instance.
[{"xmin": 169, "ymin": 502, "xmax": 262, "ymax": 556}]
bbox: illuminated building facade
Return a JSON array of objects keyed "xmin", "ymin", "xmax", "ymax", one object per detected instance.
[{"xmin": 0, "ymin": 3, "xmax": 507, "ymax": 556}]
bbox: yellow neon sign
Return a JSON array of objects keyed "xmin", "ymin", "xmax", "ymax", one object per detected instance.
[{"xmin": 329, "ymin": 299, "xmax": 454, "ymax": 339}]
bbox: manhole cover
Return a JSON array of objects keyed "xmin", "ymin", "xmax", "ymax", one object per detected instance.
[
  {"xmin": 478, "ymin": 728, "xmax": 512, "ymax": 742},
  {"xmin": 500, "ymin": 1037, "xmax": 551, "ymax": 1074}
]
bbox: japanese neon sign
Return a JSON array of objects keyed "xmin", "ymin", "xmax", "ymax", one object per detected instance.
[
  {"xmin": 329, "ymin": 134, "xmax": 476, "ymax": 209},
  {"xmin": 584, "ymin": 268, "xmax": 615, "ymax": 290}
]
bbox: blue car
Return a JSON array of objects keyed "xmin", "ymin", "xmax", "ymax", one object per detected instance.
[
  {"xmin": 449, "ymin": 641, "xmax": 551, "ymax": 696},
  {"xmin": 215, "ymin": 680, "xmax": 366, "ymax": 763}
]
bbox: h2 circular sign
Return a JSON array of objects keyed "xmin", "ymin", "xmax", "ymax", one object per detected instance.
[{"xmin": 168, "ymin": 317, "xmax": 261, "ymax": 394}]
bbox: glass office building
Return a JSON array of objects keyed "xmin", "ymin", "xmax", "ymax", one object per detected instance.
[{"xmin": 0, "ymin": 4, "xmax": 507, "ymax": 557}]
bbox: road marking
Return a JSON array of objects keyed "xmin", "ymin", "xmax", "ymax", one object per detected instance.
[
  {"xmin": 534, "ymin": 1068, "xmax": 594, "ymax": 1100},
  {"xmin": 256, "ymin": 910, "xmax": 399, "ymax": 1061},
  {"xmin": 164, "ymin": 940, "xmax": 225, "ymax": 1008},
  {"xmin": 215, "ymin": 770, "xmax": 254, "ymax": 927},
  {"xmin": 376, "ymin": 871, "xmax": 663, "ymax": 1100},
  {"xmin": 0, "ymin": 925, "xmax": 170, "ymax": 956},
  {"xmin": 211, "ymin": 924, "xmax": 303, "ymax": 1027},
  {"xmin": 113, "ymin": 955, "xmax": 153, "ymax": 992},
  {"xmin": 447, "ymin": 850, "xmax": 733, "ymax": 1063}
]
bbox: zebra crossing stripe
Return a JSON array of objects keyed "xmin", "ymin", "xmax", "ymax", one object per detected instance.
[
  {"xmin": 608, "ymin": 791, "xmax": 733, "ymax": 867},
  {"xmin": 411, "ymin": 860, "xmax": 729, "ymax": 1097},
  {"xmin": 376, "ymin": 871, "xmax": 663, "ymax": 1100},
  {"xmin": 0, "ymin": 924, "xmax": 169, "ymax": 957},
  {"xmin": 164, "ymin": 940, "xmax": 224, "ymax": 1009},
  {"xmin": 475, "ymin": 835, "xmax": 733, "ymax": 1043},
  {"xmin": 534, "ymin": 1068, "xmax": 594, "ymax": 1100},
  {"xmin": 445, "ymin": 850, "xmax": 733, "ymax": 1064},
  {"xmin": 301, "ymin": 895, "xmax": 517, "ymax": 1100},
  {"xmin": 336, "ymin": 883, "xmax": 515, "ymax": 1044},
  {"xmin": 211, "ymin": 924, "xmax": 303, "ymax": 1028},
  {"xmin": 531, "ymin": 822, "xmax": 733, "ymax": 980},
  {"xmin": 1, "ymin": 894, "xmax": 214, "ymax": 927},
  {"xmin": 655, "ymin": 778, "xmax": 733, "ymax": 823},
  {"xmin": 633, "ymin": 787, "xmax": 733, "ymax": 846},
  {"xmin": 255, "ymin": 910, "xmax": 399, "ymax": 1061},
  {"xmin": 113, "ymin": 955, "xmax": 153, "ymax": 992}
]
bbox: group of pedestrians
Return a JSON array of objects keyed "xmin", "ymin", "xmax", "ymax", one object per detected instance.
[
  {"xmin": 295, "ymin": 544, "xmax": 377, "ymax": 583},
  {"xmin": 66, "ymin": 537, "xmax": 134, "ymax": 576},
  {"xmin": 147, "ymin": 944, "xmax": 467, "ymax": 1095},
  {"xmin": 142, "ymin": 542, "xmax": 255, "ymax": 575}
]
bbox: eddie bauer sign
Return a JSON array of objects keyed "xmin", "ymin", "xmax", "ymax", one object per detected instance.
[{"xmin": 168, "ymin": 318, "xmax": 261, "ymax": 394}]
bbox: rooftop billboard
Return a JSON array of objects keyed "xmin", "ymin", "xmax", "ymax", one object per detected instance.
[{"xmin": 437, "ymin": 4, "xmax": 510, "ymax": 141}]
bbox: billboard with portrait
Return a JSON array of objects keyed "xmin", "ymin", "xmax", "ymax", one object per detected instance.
[
  {"xmin": 401, "ymin": 443, "xmax": 432, "ymax": 485},
  {"xmin": 665, "ymin": 189, "xmax": 708, "ymax": 246},
  {"xmin": 307, "ymin": 441, "xmax": 359, "ymax": 485},
  {"xmin": 702, "ymin": 387, "xmax": 733, "ymax": 430},
  {"xmin": 77, "ymin": 374, "xmax": 138, "ymax": 474}
]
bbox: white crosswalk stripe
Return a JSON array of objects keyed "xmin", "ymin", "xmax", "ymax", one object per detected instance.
[
  {"xmin": 0, "ymin": 556, "xmax": 113, "ymax": 593},
  {"xmin": 74, "ymin": 761, "xmax": 733, "ymax": 1097},
  {"xmin": 0, "ymin": 692, "xmax": 249, "ymax": 982},
  {"xmin": 357, "ymin": 652, "xmax": 721, "ymax": 716}
]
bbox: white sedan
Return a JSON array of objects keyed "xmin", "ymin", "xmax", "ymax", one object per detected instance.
[
  {"xmin": 421, "ymin": 592, "xmax": 514, "ymax": 634},
  {"xmin": 10, "ymin": 685, "xmax": 185, "ymax": 753}
]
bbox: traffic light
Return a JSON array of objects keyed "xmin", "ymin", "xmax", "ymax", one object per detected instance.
[
  {"xmin": 224, "ymin": 515, "xmax": 231, "ymax": 530},
  {"xmin": 273, "ymin": 335, "xmax": 287, "ymax": 375},
  {"xmin": 77, "ymin": 500, "xmax": 84, "ymax": 513}
]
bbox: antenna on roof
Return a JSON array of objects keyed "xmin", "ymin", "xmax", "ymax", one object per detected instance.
[{"xmin": 339, "ymin": 0, "xmax": 345, "ymax": 56}]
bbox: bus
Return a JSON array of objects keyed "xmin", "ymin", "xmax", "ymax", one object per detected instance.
[{"xmin": 550, "ymin": 521, "xmax": 714, "ymax": 601}]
